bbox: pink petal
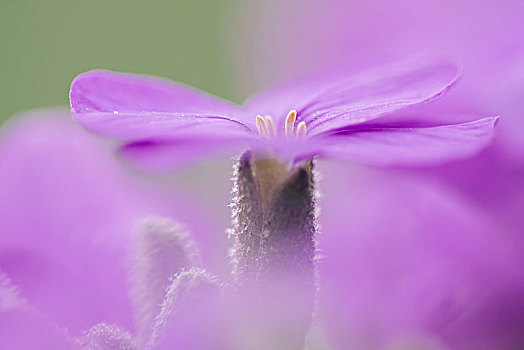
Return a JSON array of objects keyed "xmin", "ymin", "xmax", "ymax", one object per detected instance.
[
  {"xmin": 316, "ymin": 117, "xmax": 498, "ymax": 167},
  {"xmin": 74, "ymin": 111, "xmax": 253, "ymax": 142},
  {"xmin": 70, "ymin": 70, "xmax": 253, "ymax": 140},
  {"xmin": 245, "ymin": 58, "xmax": 460, "ymax": 134},
  {"xmin": 71, "ymin": 70, "xmax": 240, "ymax": 116},
  {"xmin": 304, "ymin": 59, "xmax": 461, "ymax": 134}
]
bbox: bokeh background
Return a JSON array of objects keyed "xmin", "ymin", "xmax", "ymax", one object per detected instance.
[{"xmin": 0, "ymin": 0, "xmax": 247, "ymax": 124}]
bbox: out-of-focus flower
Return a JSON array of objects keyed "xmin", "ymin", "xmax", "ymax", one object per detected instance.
[
  {"xmin": 69, "ymin": 58, "xmax": 497, "ymax": 171},
  {"xmin": 316, "ymin": 161, "xmax": 524, "ymax": 349},
  {"xmin": 0, "ymin": 109, "xmax": 218, "ymax": 348}
]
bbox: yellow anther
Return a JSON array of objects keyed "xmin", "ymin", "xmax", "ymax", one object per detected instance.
[
  {"xmin": 285, "ymin": 110, "xmax": 297, "ymax": 136},
  {"xmin": 256, "ymin": 115, "xmax": 268, "ymax": 137},
  {"xmin": 265, "ymin": 115, "xmax": 276, "ymax": 137},
  {"xmin": 296, "ymin": 121, "xmax": 307, "ymax": 138}
]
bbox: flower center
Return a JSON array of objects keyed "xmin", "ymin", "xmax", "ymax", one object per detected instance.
[{"xmin": 255, "ymin": 110, "xmax": 307, "ymax": 138}]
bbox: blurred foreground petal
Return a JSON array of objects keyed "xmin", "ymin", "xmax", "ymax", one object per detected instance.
[{"xmin": 0, "ymin": 108, "xmax": 209, "ymax": 334}]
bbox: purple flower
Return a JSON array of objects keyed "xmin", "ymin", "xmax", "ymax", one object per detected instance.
[
  {"xmin": 70, "ymin": 58, "xmax": 497, "ymax": 171},
  {"xmin": 67, "ymin": 57, "xmax": 503, "ymax": 348}
]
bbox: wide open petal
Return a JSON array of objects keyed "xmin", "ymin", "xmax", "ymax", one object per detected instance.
[
  {"xmin": 245, "ymin": 58, "xmax": 460, "ymax": 134},
  {"xmin": 71, "ymin": 70, "xmax": 241, "ymax": 116},
  {"xmin": 74, "ymin": 111, "xmax": 253, "ymax": 142},
  {"xmin": 315, "ymin": 117, "xmax": 498, "ymax": 167},
  {"xmin": 70, "ymin": 70, "xmax": 254, "ymax": 140}
]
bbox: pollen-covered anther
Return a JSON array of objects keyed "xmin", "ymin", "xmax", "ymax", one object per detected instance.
[
  {"xmin": 285, "ymin": 110, "xmax": 297, "ymax": 136},
  {"xmin": 256, "ymin": 115, "xmax": 269, "ymax": 137}
]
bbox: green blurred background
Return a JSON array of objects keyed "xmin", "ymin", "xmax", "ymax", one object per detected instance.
[{"xmin": 0, "ymin": 0, "xmax": 249, "ymax": 124}]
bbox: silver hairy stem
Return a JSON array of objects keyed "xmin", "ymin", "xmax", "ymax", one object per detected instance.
[{"xmin": 230, "ymin": 150, "xmax": 318, "ymax": 349}]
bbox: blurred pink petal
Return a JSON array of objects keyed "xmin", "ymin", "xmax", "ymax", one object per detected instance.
[
  {"xmin": 120, "ymin": 138, "xmax": 250, "ymax": 172},
  {"xmin": 0, "ymin": 109, "xmax": 212, "ymax": 335},
  {"xmin": 0, "ymin": 273, "xmax": 78, "ymax": 349},
  {"xmin": 0, "ymin": 309, "xmax": 78, "ymax": 349},
  {"xmin": 316, "ymin": 163, "xmax": 524, "ymax": 349}
]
